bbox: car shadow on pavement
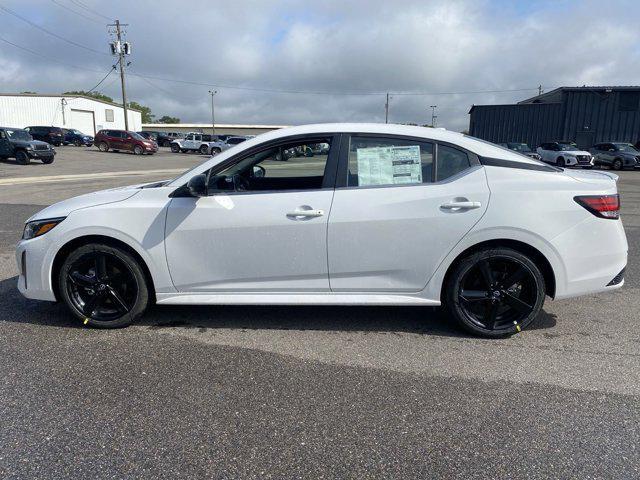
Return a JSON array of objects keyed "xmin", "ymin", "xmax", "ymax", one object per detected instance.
[{"xmin": 0, "ymin": 276, "xmax": 557, "ymax": 338}]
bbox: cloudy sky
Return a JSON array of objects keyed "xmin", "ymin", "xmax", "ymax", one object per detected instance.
[{"xmin": 1, "ymin": 0, "xmax": 639, "ymax": 130}]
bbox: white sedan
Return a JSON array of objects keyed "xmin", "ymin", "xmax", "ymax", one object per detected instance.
[{"xmin": 16, "ymin": 124, "xmax": 627, "ymax": 337}]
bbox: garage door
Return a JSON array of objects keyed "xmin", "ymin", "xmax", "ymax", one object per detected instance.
[{"xmin": 70, "ymin": 109, "xmax": 96, "ymax": 136}]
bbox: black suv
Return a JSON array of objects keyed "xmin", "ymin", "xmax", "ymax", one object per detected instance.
[
  {"xmin": 0, "ymin": 127, "xmax": 56, "ymax": 164},
  {"xmin": 140, "ymin": 131, "xmax": 177, "ymax": 147},
  {"xmin": 24, "ymin": 126, "xmax": 65, "ymax": 146}
]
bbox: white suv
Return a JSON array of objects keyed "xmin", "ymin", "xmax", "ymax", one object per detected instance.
[{"xmin": 537, "ymin": 142, "xmax": 593, "ymax": 168}]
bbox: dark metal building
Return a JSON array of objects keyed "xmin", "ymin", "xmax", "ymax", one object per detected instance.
[{"xmin": 468, "ymin": 86, "xmax": 640, "ymax": 149}]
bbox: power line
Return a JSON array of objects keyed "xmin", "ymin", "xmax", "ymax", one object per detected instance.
[
  {"xmin": 69, "ymin": 0, "xmax": 112, "ymax": 21},
  {"xmin": 49, "ymin": 0, "xmax": 104, "ymax": 25},
  {"xmin": 86, "ymin": 66, "xmax": 116, "ymax": 93},
  {"xmin": 0, "ymin": 3, "xmax": 109, "ymax": 56}
]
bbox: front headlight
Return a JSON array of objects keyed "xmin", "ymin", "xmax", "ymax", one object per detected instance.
[
  {"xmin": 25, "ymin": 145, "xmax": 33, "ymax": 150},
  {"xmin": 22, "ymin": 217, "xmax": 65, "ymax": 240}
]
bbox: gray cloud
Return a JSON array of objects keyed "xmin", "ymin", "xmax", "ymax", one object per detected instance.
[{"xmin": 1, "ymin": 0, "xmax": 639, "ymax": 130}]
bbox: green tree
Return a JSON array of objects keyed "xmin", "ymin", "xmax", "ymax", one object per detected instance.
[
  {"xmin": 128, "ymin": 101, "xmax": 154, "ymax": 123},
  {"xmin": 157, "ymin": 115, "xmax": 180, "ymax": 124},
  {"xmin": 21, "ymin": 91, "xmax": 37, "ymax": 94},
  {"xmin": 63, "ymin": 90, "xmax": 114, "ymax": 103}
]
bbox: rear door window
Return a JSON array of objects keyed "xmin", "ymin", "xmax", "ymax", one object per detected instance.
[{"xmin": 436, "ymin": 145, "xmax": 471, "ymax": 181}]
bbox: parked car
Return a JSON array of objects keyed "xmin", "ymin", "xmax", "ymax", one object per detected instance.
[
  {"xmin": 0, "ymin": 127, "xmax": 55, "ymax": 165},
  {"xmin": 24, "ymin": 126, "xmax": 65, "ymax": 146},
  {"xmin": 170, "ymin": 132, "xmax": 228, "ymax": 155},
  {"xmin": 537, "ymin": 142, "xmax": 593, "ymax": 168},
  {"xmin": 498, "ymin": 142, "xmax": 541, "ymax": 160},
  {"xmin": 95, "ymin": 129, "xmax": 158, "ymax": 155},
  {"xmin": 140, "ymin": 131, "xmax": 178, "ymax": 147},
  {"xmin": 225, "ymin": 136, "xmax": 248, "ymax": 146},
  {"xmin": 63, "ymin": 128, "xmax": 94, "ymax": 147},
  {"xmin": 590, "ymin": 142, "xmax": 640, "ymax": 170},
  {"xmin": 16, "ymin": 124, "xmax": 627, "ymax": 338}
]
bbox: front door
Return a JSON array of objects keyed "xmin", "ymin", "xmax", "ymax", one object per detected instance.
[
  {"xmin": 0, "ymin": 130, "xmax": 11, "ymax": 157},
  {"xmin": 164, "ymin": 135, "xmax": 339, "ymax": 292},
  {"xmin": 327, "ymin": 135, "xmax": 490, "ymax": 292}
]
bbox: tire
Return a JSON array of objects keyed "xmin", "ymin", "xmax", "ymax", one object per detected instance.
[
  {"xmin": 199, "ymin": 144, "xmax": 209, "ymax": 155},
  {"xmin": 171, "ymin": 143, "xmax": 180, "ymax": 153},
  {"xmin": 41, "ymin": 157, "xmax": 54, "ymax": 164},
  {"xmin": 211, "ymin": 147, "xmax": 221, "ymax": 155},
  {"xmin": 58, "ymin": 243, "xmax": 150, "ymax": 328},
  {"xmin": 98, "ymin": 142, "xmax": 109, "ymax": 152},
  {"xmin": 15, "ymin": 150, "xmax": 29, "ymax": 165},
  {"xmin": 444, "ymin": 247, "xmax": 545, "ymax": 338},
  {"xmin": 133, "ymin": 145, "xmax": 144, "ymax": 155},
  {"xmin": 613, "ymin": 158, "xmax": 623, "ymax": 171},
  {"xmin": 556, "ymin": 157, "xmax": 565, "ymax": 168},
  {"xmin": 74, "ymin": 139, "xmax": 82, "ymax": 147}
]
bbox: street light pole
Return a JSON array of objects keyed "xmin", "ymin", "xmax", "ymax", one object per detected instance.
[
  {"xmin": 429, "ymin": 105, "xmax": 438, "ymax": 127},
  {"xmin": 208, "ymin": 90, "xmax": 217, "ymax": 135},
  {"xmin": 385, "ymin": 92, "xmax": 390, "ymax": 123}
]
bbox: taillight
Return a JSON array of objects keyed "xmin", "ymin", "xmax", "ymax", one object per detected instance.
[{"xmin": 574, "ymin": 194, "xmax": 620, "ymax": 219}]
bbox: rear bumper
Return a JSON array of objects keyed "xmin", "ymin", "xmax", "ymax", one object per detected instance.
[{"xmin": 552, "ymin": 217, "xmax": 627, "ymax": 299}]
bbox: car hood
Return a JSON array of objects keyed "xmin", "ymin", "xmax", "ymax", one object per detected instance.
[
  {"xmin": 561, "ymin": 150, "xmax": 591, "ymax": 156},
  {"xmin": 27, "ymin": 184, "xmax": 145, "ymax": 222},
  {"xmin": 11, "ymin": 139, "xmax": 50, "ymax": 148}
]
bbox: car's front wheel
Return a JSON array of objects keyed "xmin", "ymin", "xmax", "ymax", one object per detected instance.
[
  {"xmin": 133, "ymin": 145, "xmax": 144, "ymax": 155},
  {"xmin": 170, "ymin": 143, "xmax": 180, "ymax": 153},
  {"xmin": 556, "ymin": 157, "xmax": 565, "ymax": 167},
  {"xmin": 15, "ymin": 150, "xmax": 30, "ymax": 165},
  {"xmin": 613, "ymin": 158, "xmax": 623, "ymax": 170},
  {"xmin": 58, "ymin": 243, "xmax": 150, "ymax": 328},
  {"xmin": 445, "ymin": 248, "xmax": 545, "ymax": 337}
]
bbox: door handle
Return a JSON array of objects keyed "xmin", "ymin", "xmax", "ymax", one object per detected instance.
[
  {"xmin": 440, "ymin": 201, "xmax": 482, "ymax": 210},
  {"xmin": 287, "ymin": 208, "xmax": 324, "ymax": 218}
]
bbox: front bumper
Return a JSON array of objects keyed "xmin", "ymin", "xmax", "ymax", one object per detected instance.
[
  {"xmin": 16, "ymin": 236, "xmax": 57, "ymax": 302},
  {"xmin": 27, "ymin": 150, "xmax": 56, "ymax": 160}
]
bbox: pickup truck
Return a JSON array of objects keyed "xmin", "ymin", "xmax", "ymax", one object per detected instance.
[{"xmin": 170, "ymin": 132, "xmax": 227, "ymax": 155}]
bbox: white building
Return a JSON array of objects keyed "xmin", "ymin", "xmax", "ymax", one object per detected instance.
[{"xmin": 0, "ymin": 93, "xmax": 142, "ymax": 135}]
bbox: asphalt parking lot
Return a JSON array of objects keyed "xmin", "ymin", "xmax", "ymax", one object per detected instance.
[{"xmin": 1, "ymin": 147, "xmax": 639, "ymax": 478}]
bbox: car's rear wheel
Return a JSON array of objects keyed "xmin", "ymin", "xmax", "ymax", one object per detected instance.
[
  {"xmin": 170, "ymin": 143, "xmax": 180, "ymax": 153},
  {"xmin": 613, "ymin": 158, "xmax": 623, "ymax": 170},
  {"xmin": 133, "ymin": 145, "xmax": 144, "ymax": 155},
  {"xmin": 15, "ymin": 150, "xmax": 29, "ymax": 165},
  {"xmin": 445, "ymin": 248, "xmax": 545, "ymax": 337},
  {"xmin": 199, "ymin": 144, "xmax": 209, "ymax": 155},
  {"xmin": 74, "ymin": 139, "xmax": 82, "ymax": 147},
  {"xmin": 58, "ymin": 243, "xmax": 149, "ymax": 328},
  {"xmin": 98, "ymin": 142, "xmax": 109, "ymax": 152}
]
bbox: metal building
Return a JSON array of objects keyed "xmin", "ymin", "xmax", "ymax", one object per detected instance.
[
  {"xmin": 0, "ymin": 93, "xmax": 142, "ymax": 135},
  {"xmin": 469, "ymin": 86, "xmax": 640, "ymax": 149},
  {"xmin": 142, "ymin": 123, "xmax": 288, "ymax": 136}
]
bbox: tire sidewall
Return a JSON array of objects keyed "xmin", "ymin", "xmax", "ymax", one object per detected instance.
[
  {"xmin": 16, "ymin": 150, "xmax": 29, "ymax": 165},
  {"xmin": 98, "ymin": 142, "xmax": 109, "ymax": 152},
  {"xmin": 58, "ymin": 243, "xmax": 149, "ymax": 328},
  {"xmin": 134, "ymin": 145, "xmax": 144, "ymax": 155},
  {"xmin": 445, "ymin": 248, "xmax": 546, "ymax": 337}
]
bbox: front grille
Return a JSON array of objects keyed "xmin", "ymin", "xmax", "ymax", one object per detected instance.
[
  {"xmin": 607, "ymin": 267, "xmax": 625, "ymax": 286},
  {"xmin": 576, "ymin": 155, "xmax": 591, "ymax": 164},
  {"xmin": 33, "ymin": 144, "xmax": 49, "ymax": 151}
]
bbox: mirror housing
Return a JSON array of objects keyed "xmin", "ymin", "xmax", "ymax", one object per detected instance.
[{"xmin": 187, "ymin": 174, "xmax": 208, "ymax": 197}]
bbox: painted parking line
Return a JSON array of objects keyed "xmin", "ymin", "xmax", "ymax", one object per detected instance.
[{"xmin": 0, "ymin": 169, "xmax": 185, "ymax": 186}]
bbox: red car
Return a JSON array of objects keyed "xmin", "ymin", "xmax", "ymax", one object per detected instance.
[{"xmin": 95, "ymin": 129, "xmax": 158, "ymax": 155}]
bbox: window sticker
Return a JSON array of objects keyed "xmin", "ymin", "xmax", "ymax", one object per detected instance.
[{"xmin": 356, "ymin": 145, "xmax": 422, "ymax": 186}]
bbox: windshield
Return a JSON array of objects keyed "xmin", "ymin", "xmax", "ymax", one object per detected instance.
[
  {"xmin": 558, "ymin": 143, "xmax": 579, "ymax": 151},
  {"xmin": 130, "ymin": 132, "xmax": 146, "ymax": 141},
  {"xmin": 614, "ymin": 143, "xmax": 638, "ymax": 153},
  {"xmin": 507, "ymin": 143, "xmax": 532, "ymax": 153},
  {"xmin": 70, "ymin": 129, "xmax": 83, "ymax": 135},
  {"xmin": 6, "ymin": 129, "xmax": 32, "ymax": 141}
]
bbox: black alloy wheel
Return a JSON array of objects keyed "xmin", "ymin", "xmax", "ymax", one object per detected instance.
[
  {"xmin": 74, "ymin": 139, "xmax": 82, "ymax": 147},
  {"xmin": 59, "ymin": 244, "xmax": 149, "ymax": 328},
  {"xmin": 613, "ymin": 158, "xmax": 623, "ymax": 171},
  {"xmin": 446, "ymin": 248, "xmax": 545, "ymax": 337}
]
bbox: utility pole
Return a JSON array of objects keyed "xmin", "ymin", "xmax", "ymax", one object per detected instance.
[
  {"xmin": 108, "ymin": 20, "xmax": 130, "ymax": 131},
  {"xmin": 385, "ymin": 92, "xmax": 390, "ymax": 123},
  {"xmin": 429, "ymin": 105, "xmax": 438, "ymax": 127},
  {"xmin": 538, "ymin": 84, "xmax": 543, "ymax": 96},
  {"xmin": 208, "ymin": 90, "xmax": 217, "ymax": 135}
]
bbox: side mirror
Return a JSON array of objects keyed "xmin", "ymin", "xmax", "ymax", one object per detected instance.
[{"xmin": 187, "ymin": 174, "xmax": 208, "ymax": 197}]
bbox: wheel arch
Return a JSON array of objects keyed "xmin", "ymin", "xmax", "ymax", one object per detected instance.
[
  {"xmin": 439, "ymin": 238, "xmax": 556, "ymax": 302},
  {"xmin": 51, "ymin": 234, "xmax": 156, "ymax": 303}
]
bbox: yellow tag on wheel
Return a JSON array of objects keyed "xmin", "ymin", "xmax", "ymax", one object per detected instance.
[
  {"xmin": 83, "ymin": 318, "xmax": 89, "ymax": 325},
  {"xmin": 516, "ymin": 325, "xmax": 521, "ymax": 332}
]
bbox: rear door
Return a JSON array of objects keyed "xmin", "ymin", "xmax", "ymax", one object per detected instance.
[
  {"xmin": 0, "ymin": 130, "xmax": 11, "ymax": 156},
  {"xmin": 327, "ymin": 134, "xmax": 490, "ymax": 292}
]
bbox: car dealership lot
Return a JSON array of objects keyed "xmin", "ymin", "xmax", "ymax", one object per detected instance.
[{"xmin": 1, "ymin": 148, "xmax": 639, "ymax": 478}]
